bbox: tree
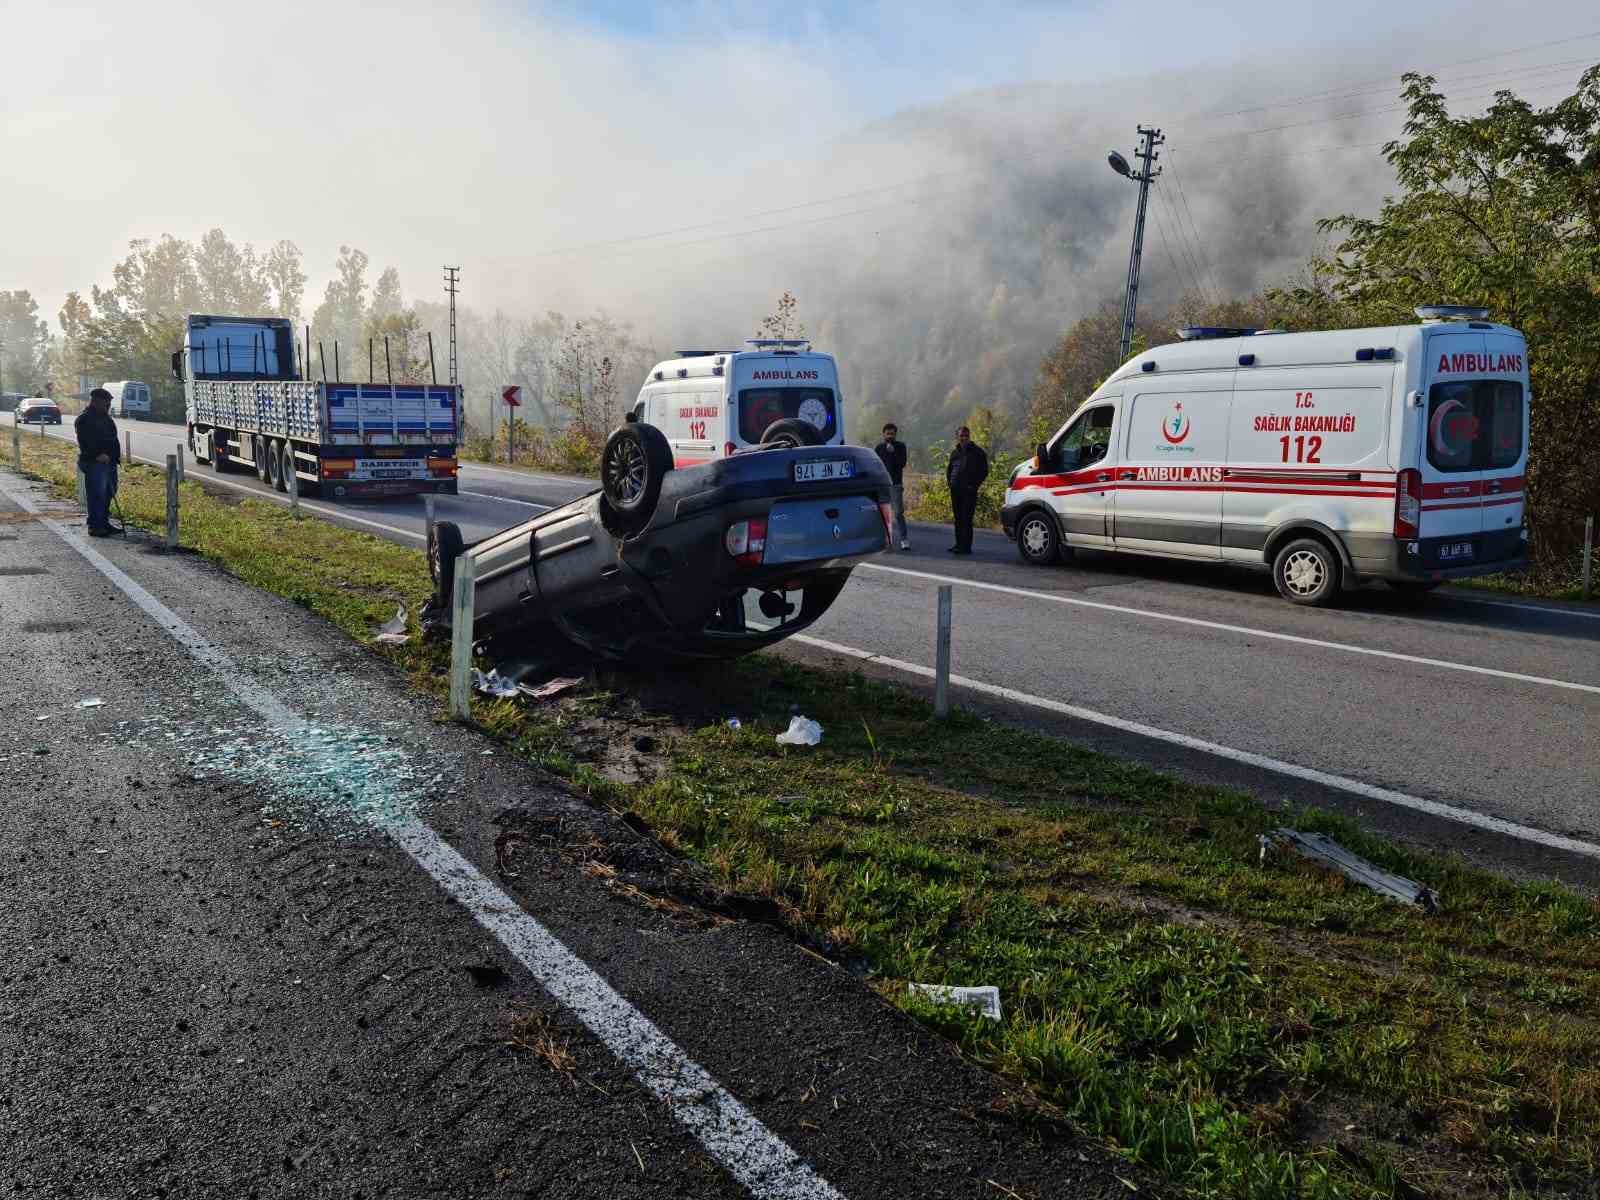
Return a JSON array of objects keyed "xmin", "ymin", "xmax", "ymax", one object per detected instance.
[
  {"xmin": 0, "ymin": 291, "xmax": 51, "ymax": 395},
  {"xmin": 1316, "ymin": 68, "xmax": 1600, "ymax": 572},
  {"xmin": 263, "ymin": 240, "xmax": 307, "ymax": 321},
  {"xmin": 193, "ymin": 228, "xmax": 269, "ymax": 313},
  {"xmin": 311, "ymin": 245, "xmax": 370, "ymax": 373},
  {"xmin": 756, "ymin": 291, "xmax": 807, "ymax": 341},
  {"xmin": 370, "ymin": 267, "xmax": 403, "ymax": 321},
  {"xmin": 1026, "ymin": 299, "xmax": 1160, "ymax": 441}
]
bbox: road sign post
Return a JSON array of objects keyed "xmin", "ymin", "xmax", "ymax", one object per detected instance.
[
  {"xmin": 448, "ymin": 553, "xmax": 478, "ymax": 721},
  {"xmin": 934, "ymin": 584, "xmax": 953, "ymax": 718},
  {"xmin": 501, "ymin": 385, "xmax": 522, "ymax": 464}
]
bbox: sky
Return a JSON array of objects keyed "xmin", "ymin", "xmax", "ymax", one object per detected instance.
[{"xmin": 4, "ymin": 0, "xmax": 1598, "ymax": 338}]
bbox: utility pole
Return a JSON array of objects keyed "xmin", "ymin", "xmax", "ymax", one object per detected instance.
[
  {"xmin": 442, "ymin": 266, "xmax": 460, "ymax": 386},
  {"xmin": 1108, "ymin": 125, "xmax": 1163, "ymax": 363}
]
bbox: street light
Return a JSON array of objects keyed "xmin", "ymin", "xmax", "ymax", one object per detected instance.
[{"xmin": 1109, "ymin": 127, "xmax": 1163, "ymax": 362}]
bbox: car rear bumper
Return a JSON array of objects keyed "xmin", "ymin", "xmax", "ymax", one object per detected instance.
[{"xmin": 1346, "ymin": 529, "xmax": 1528, "ymax": 583}]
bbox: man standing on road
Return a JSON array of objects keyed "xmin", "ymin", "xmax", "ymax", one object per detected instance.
[
  {"xmin": 945, "ymin": 425, "xmax": 988, "ymax": 556},
  {"xmin": 75, "ymin": 387, "xmax": 120, "ymax": 538},
  {"xmin": 874, "ymin": 422, "xmax": 910, "ymax": 551}
]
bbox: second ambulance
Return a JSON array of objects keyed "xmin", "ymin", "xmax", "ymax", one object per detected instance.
[{"xmin": 1002, "ymin": 306, "xmax": 1529, "ymax": 605}]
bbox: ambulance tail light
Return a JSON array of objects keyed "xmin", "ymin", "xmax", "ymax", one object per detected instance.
[
  {"xmin": 1395, "ymin": 468, "xmax": 1422, "ymax": 538},
  {"xmin": 724, "ymin": 441, "xmax": 737, "ymax": 458},
  {"xmin": 724, "ymin": 517, "xmax": 767, "ymax": 567}
]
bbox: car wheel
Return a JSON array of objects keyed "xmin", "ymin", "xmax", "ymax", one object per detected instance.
[
  {"xmin": 428, "ymin": 520, "xmax": 466, "ymax": 600},
  {"xmin": 600, "ymin": 422, "xmax": 672, "ymax": 533},
  {"xmin": 1016, "ymin": 509, "xmax": 1062, "ymax": 565},
  {"xmin": 1272, "ymin": 537, "xmax": 1340, "ymax": 606},
  {"xmin": 759, "ymin": 418, "xmax": 823, "ymax": 448}
]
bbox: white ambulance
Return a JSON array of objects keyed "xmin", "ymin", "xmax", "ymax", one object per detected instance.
[
  {"xmin": 1001, "ymin": 306, "xmax": 1529, "ymax": 605},
  {"xmin": 629, "ymin": 340, "xmax": 845, "ymax": 465}
]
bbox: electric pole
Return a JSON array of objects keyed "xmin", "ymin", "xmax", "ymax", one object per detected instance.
[
  {"xmin": 442, "ymin": 266, "xmax": 460, "ymax": 386},
  {"xmin": 1108, "ymin": 125, "xmax": 1163, "ymax": 363}
]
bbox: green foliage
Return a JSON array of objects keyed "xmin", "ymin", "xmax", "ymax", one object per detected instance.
[
  {"xmin": 0, "ymin": 290, "xmax": 51, "ymax": 395},
  {"xmin": 1314, "ymin": 69, "xmax": 1600, "ymax": 572}
]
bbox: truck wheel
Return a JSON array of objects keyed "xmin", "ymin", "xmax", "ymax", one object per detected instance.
[
  {"xmin": 256, "ymin": 438, "xmax": 272, "ymax": 484},
  {"xmin": 760, "ymin": 418, "xmax": 823, "ymax": 448},
  {"xmin": 428, "ymin": 520, "xmax": 466, "ymax": 601},
  {"xmin": 600, "ymin": 422, "xmax": 672, "ymax": 533},
  {"xmin": 271, "ymin": 441, "xmax": 289, "ymax": 492},
  {"xmin": 1016, "ymin": 510, "xmax": 1062, "ymax": 566},
  {"xmin": 1273, "ymin": 537, "xmax": 1340, "ymax": 606}
]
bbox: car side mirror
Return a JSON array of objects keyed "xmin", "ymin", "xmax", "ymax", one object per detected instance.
[
  {"xmin": 170, "ymin": 351, "xmax": 184, "ymax": 382},
  {"xmin": 1034, "ymin": 442, "xmax": 1047, "ymax": 469}
]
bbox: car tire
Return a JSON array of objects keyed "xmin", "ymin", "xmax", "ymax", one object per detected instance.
[
  {"xmin": 1015, "ymin": 509, "xmax": 1062, "ymax": 566},
  {"xmin": 759, "ymin": 418, "xmax": 823, "ymax": 448},
  {"xmin": 1272, "ymin": 537, "xmax": 1340, "ymax": 606},
  {"xmin": 600, "ymin": 422, "xmax": 673, "ymax": 533},
  {"xmin": 428, "ymin": 520, "xmax": 466, "ymax": 600}
]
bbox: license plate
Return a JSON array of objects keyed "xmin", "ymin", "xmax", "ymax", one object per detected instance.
[
  {"xmin": 794, "ymin": 459, "xmax": 853, "ymax": 482},
  {"xmin": 369, "ymin": 469, "xmax": 413, "ymax": 479},
  {"xmin": 1438, "ymin": 541, "xmax": 1475, "ymax": 561}
]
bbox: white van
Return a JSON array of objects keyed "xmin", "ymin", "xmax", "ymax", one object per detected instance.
[
  {"xmin": 630, "ymin": 340, "xmax": 845, "ymax": 464},
  {"xmin": 102, "ymin": 381, "xmax": 153, "ymax": 420},
  {"xmin": 1001, "ymin": 307, "xmax": 1529, "ymax": 605}
]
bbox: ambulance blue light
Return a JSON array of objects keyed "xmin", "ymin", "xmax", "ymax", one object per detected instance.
[
  {"xmin": 1374, "ymin": 348, "xmax": 1394, "ymax": 360},
  {"xmin": 1355, "ymin": 348, "xmax": 1375, "ymax": 361},
  {"xmin": 1177, "ymin": 326, "xmax": 1262, "ymax": 340},
  {"xmin": 1238, "ymin": 353, "xmax": 1255, "ymax": 366},
  {"xmin": 1141, "ymin": 361, "xmax": 1156, "ymax": 373}
]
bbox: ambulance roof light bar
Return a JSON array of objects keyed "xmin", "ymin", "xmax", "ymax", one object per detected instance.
[
  {"xmin": 1176, "ymin": 326, "xmax": 1265, "ymax": 340},
  {"xmin": 1415, "ymin": 305, "xmax": 1491, "ymax": 322},
  {"xmin": 746, "ymin": 339, "xmax": 811, "ymax": 350}
]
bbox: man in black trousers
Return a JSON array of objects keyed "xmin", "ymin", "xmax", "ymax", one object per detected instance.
[
  {"xmin": 75, "ymin": 387, "xmax": 120, "ymax": 537},
  {"xmin": 945, "ymin": 425, "xmax": 988, "ymax": 555}
]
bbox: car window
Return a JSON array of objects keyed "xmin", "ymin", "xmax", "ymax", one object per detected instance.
[
  {"xmin": 1427, "ymin": 381, "xmax": 1523, "ymax": 472},
  {"xmin": 737, "ymin": 387, "xmax": 836, "ymax": 444},
  {"xmin": 1051, "ymin": 406, "xmax": 1114, "ymax": 469}
]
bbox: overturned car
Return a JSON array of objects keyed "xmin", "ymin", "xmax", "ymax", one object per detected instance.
[{"xmin": 426, "ymin": 420, "xmax": 893, "ymax": 662}]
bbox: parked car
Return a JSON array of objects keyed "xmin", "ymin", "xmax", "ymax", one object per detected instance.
[
  {"xmin": 16, "ymin": 399, "xmax": 62, "ymax": 425},
  {"xmin": 427, "ymin": 420, "xmax": 892, "ymax": 662}
]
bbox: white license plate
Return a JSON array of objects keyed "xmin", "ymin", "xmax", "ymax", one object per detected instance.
[
  {"xmin": 1438, "ymin": 541, "xmax": 1475, "ymax": 561},
  {"xmin": 368, "ymin": 469, "xmax": 415, "ymax": 479},
  {"xmin": 794, "ymin": 459, "xmax": 853, "ymax": 482}
]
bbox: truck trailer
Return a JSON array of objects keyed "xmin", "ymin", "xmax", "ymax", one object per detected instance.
[{"xmin": 174, "ymin": 313, "xmax": 460, "ymax": 498}]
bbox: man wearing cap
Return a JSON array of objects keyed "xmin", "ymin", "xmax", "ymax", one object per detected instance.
[{"xmin": 75, "ymin": 387, "xmax": 120, "ymax": 537}]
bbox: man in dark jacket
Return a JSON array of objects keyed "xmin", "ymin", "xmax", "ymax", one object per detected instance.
[
  {"xmin": 75, "ymin": 387, "xmax": 120, "ymax": 537},
  {"xmin": 945, "ymin": 425, "xmax": 989, "ymax": 555},
  {"xmin": 873, "ymin": 422, "xmax": 910, "ymax": 551}
]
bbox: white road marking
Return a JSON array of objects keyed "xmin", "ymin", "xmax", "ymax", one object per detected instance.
[
  {"xmin": 457, "ymin": 489, "xmax": 551, "ymax": 510},
  {"xmin": 0, "ymin": 469, "xmax": 844, "ymax": 1200},
  {"xmin": 1441, "ymin": 593, "xmax": 1600, "ymax": 622},
  {"xmin": 860, "ymin": 562, "xmax": 1600, "ymax": 696},
  {"xmin": 793, "ymin": 632, "xmax": 1600, "ymax": 861}
]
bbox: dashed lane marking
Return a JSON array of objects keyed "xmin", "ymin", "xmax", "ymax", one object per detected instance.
[
  {"xmin": 793, "ymin": 633, "xmax": 1600, "ymax": 861},
  {"xmin": 0, "ymin": 469, "xmax": 847, "ymax": 1200}
]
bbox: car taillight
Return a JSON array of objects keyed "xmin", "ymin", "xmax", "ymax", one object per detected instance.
[
  {"xmin": 878, "ymin": 502, "xmax": 894, "ymax": 545},
  {"xmin": 724, "ymin": 517, "xmax": 767, "ymax": 567},
  {"xmin": 724, "ymin": 441, "xmax": 737, "ymax": 458},
  {"xmin": 1395, "ymin": 468, "xmax": 1421, "ymax": 538}
]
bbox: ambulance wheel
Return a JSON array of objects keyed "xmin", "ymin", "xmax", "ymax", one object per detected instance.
[
  {"xmin": 760, "ymin": 418, "xmax": 823, "ymax": 448},
  {"xmin": 1273, "ymin": 537, "xmax": 1340, "ymax": 606},
  {"xmin": 1015, "ymin": 510, "xmax": 1062, "ymax": 566},
  {"xmin": 428, "ymin": 520, "xmax": 466, "ymax": 601},
  {"xmin": 600, "ymin": 422, "xmax": 672, "ymax": 533}
]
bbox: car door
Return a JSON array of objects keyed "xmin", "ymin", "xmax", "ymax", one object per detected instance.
[
  {"xmin": 1114, "ymin": 382, "xmax": 1232, "ymax": 559},
  {"xmin": 1034, "ymin": 402, "xmax": 1119, "ymax": 547}
]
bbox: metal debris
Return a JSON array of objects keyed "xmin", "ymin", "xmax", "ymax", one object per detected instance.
[
  {"xmin": 908, "ymin": 983, "xmax": 1003, "ymax": 1021},
  {"xmin": 1261, "ymin": 828, "xmax": 1440, "ymax": 913}
]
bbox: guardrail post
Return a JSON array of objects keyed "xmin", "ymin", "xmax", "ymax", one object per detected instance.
[
  {"xmin": 176, "ymin": 442, "xmax": 185, "ymax": 482},
  {"xmin": 448, "ymin": 553, "xmax": 478, "ymax": 721},
  {"xmin": 1584, "ymin": 515, "xmax": 1594, "ymax": 602},
  {"xmin": 934, "ymin": 584, "xmax": 952, "ymax": 718},
  {"xmin": 165, "ymin": 454, "xmax": 179, "ymax": 549},
  {"xmin": 287, "ymin": 448, "xmax": 300, "ymax": 516},
  {"xmin": 11, "ymin": 419, "xmax": 19, "ymax": 472},
  {"xmin": 425, "ymin": 493, "xmax": 436, "ymax": 547},
  {"xmin": 124, "ymin": 430, "xmax": 132, "ymax": 463}
]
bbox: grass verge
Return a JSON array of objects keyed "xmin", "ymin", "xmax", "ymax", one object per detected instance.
[{"xmin": 11, "ymin": 435, "xmax": 1599, "ymax": 1199}]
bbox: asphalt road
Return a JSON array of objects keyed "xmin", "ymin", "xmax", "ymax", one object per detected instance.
[{"xmin": 26, "ymin": 415, "xmax": 1600, "ymax": 880}]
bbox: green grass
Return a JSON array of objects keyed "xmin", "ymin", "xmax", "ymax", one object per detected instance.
[{"xmin": 14, "ymin": 434, "xmax": 1600, "ymax": 1198}]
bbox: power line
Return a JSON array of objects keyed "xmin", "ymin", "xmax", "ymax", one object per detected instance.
[
  {"xmin": 1149, "ymin": 200, "xmax": 1203, "ymax": 301},
  {"xmin": 1153, "ymin": 183, "xmax": 1210, "ymax": 304},
  {"xmin": 1165, "ymin": 155, "xmax": 1222, "ymax": 301}
]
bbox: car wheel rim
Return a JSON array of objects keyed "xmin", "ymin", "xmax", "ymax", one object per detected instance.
[
  {"xmin": 1021, "ymin": 518, "xmax": 1050, "ymax": 557},
  {"xmin": 607, "ymin": 437, "xmax": 646, "ymax": 505},
  {"xmin": 1283, "ymin": 550, "xmax": 1325, "ymax": 596}
]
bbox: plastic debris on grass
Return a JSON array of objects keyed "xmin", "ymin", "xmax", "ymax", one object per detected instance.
[
  {"xmin": 1261, "ymin": 828, "xmax": 1441, "ymax": 913},
  {"xmin": 473, "ymin": 668, "xmax": 521, "ymax": 698},
  {"xmin": 775, "ymin": 716, "xmax": 822, "ymax": 746},
  {"xmin": 519, "ymin": 675, "xmax": 583, "ymax": 701},
  {"xmin": 726, "ymin": 718, "xmax": 741, "ymax": 731},
  {"xmin": 75, "ymin": 697, "xmax": 105, "ymax": 709},
  {"xmin": 372, "ymin": 604, "xmax": 410, "ymax": 645},
  {"xmin": 908, "ymin": 983, "xmax": 1003, "ymax": 1021}
]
